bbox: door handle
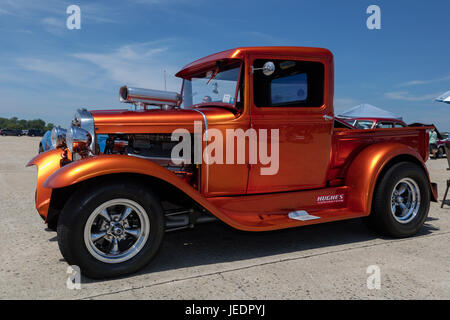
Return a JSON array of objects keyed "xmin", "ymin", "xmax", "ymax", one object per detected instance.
[{"xmin": 323, "ymin": 114, "xmax": 334, "ymax": 121}]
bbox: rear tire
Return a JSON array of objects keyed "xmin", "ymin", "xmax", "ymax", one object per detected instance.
[
  {"xmin": 365, "ymin": 162, "xmax": 430, "ymax": 238},
  {"xmin": 57, "ymin": 180, "xmax": 165, "ymax": 279}
]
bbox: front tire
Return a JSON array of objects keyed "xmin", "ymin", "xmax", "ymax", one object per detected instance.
[
  {"xmin": 57, "ymin": 179, "xmax": 164, "ymax": 279},
  {"xmin": 365, "ymin": 162, "xmax": 430, "ymax": 238}
]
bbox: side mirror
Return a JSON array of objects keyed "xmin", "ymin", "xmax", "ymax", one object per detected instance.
[{"xmin": 252, "ymin": 61, "xmax": 275, "ymax": 76}]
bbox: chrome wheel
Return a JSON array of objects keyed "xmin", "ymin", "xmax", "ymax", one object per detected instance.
[
  {"xmin": 84, "ymin": 199, "xmax": 150, "ymax": 263},
  {"xmin": 390, "ymin": 178, "xmax": 421, "ymax": 224}
]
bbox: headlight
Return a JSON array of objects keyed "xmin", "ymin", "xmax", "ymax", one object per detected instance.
[
  {"xmin": 51, "ymin": 127, "xmax": 67, "ymax": 148},
  {"xmin": 66, "ymin": 126, "xmax": 92, "ymax": 154}
]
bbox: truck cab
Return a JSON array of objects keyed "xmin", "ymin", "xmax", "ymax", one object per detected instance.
[{"xmin": 27, "ymin": 47, "xmax": 437, "ymax": 279}]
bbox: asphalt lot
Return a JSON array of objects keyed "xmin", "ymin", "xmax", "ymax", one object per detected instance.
[{"xmin": 0, "ymin": 136, "xmax": 449, "ymax": 299}]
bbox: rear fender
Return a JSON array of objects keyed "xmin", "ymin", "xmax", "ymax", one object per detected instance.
[{"xmin": 345, "ymin": 142, "xmax": 437, "ymax": 215}]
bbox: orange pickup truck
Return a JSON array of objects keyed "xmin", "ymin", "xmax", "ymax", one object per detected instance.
[{"xmin": 28, "ymin": 47, "xmax": 437, "ymax": 279}]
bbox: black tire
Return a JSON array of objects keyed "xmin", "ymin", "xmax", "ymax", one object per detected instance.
[
  {"xmin": 365, "ymin": 162, "xmax": 430, "ymax": 238},
  {"xmin": 57, "ymin": 179, "xmax": 165, "ymax": 279}
]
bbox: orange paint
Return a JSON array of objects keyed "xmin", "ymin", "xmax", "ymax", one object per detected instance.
[
  {"xmin": 27, "ymin": 46, "xmax": 436, "ymax": 231},
  {"xmin": 26, "ymin": 149, "xmax": 64, "ymax": 220}
]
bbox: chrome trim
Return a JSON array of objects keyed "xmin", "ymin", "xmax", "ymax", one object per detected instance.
[
  {"xmin": 120, "ymin": 86, "xmax": 181, "ymax": 108},
  {"xmin": 390, "ymin": 177, "xmax": 421, "ymax": 224},
  {"xmin": 66, "ymin": 126, "xmax": 92, "ymax": 154},
  {"xmin": 83, "ymin": 198, "xmax": 150, "ymax": 264},
  {"xmin": 73, "ymin": 108, "xmax": 96, "ymax": 153},
  {"xmin": 192, "ymin": 109, "xmax": 209, "ymax": 193},
  {"xmin": 51, "ymin": 126, "xmax": 67, "ymax": 148}
]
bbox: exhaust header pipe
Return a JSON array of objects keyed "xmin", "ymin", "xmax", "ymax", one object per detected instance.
[{"xmin": 119, "ymin": 86, "xmax": 182, "ymax": 109}]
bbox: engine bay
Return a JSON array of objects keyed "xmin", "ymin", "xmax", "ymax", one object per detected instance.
[{"xmin": 102, "ymin": 133, "xmax": 197, "ymax": 188}]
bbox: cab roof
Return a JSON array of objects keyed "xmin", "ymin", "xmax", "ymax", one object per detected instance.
[{"xmin": 175, "ymin": 46, "xmax": 333, "ymax": 78}]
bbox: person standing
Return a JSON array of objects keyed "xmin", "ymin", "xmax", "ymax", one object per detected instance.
[{"xmin": 429, "ymin": 127, "xmax": 438, "ymax": 159}]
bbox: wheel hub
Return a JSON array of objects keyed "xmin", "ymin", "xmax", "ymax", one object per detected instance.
[
  {"xmin": 111, "ymin": 223, "xmax": 124, "ymax": 237},
  {"xmin": 84, "ymin": 199, "xmax": 150, "ymax": 264},
  {"xmin": 390, "ymin": 178, "xmax": 421, "ymax": 224}
]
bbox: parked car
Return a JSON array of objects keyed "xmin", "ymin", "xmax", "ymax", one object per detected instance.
[
  {"xmin": 22, "ymin": 129, "xmax": 29, "ymax": 135},
  {"xmin": 28, "ymin": 129, "xmax": 45, "ymax": 137},
  {"xmin": 340, "ymin": 117, "xmax": 407, "ymax": 129},
  {"xmin": 409, "ymin": 123, "xmax": 448, "ymax": 158},
  {"xmin": 27, "ymin": 46, "xmax": 437, "ymax": 279},
  {"xmin": 1, "ymin": 129, "xmax": 22, "ymax": 136}
]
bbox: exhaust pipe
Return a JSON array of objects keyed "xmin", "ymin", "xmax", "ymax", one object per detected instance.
[{"xmin": 119, "ymin": 86, "xmax": 181, "ymax": 109}]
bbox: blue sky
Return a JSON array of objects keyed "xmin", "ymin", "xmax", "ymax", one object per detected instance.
[{"xmin": 0, "ymin": 0, "xmax": 449, "ymax": 129}]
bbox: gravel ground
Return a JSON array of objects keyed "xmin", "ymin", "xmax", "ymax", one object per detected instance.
[{"xmin": 1, "ymin": 136, "xmax": 449, "ymax": 300}]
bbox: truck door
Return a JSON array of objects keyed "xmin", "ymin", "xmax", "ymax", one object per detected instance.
[{"xmin": 247, "ymin": 56, "xmax": 333, "ymax": 194}]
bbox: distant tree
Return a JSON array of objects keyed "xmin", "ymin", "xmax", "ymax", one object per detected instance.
[{"xmin": 0, "ymin": 117, "xmax": 53, "ymax": 131}]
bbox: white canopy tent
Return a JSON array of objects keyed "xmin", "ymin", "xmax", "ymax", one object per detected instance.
[
  {"xmin": 436, "ymin": 91, "xmax": 450, "ymax": 104},
  {"xmin": 337, "ymin": 103, "xmax": 403, "ymax": 120}
]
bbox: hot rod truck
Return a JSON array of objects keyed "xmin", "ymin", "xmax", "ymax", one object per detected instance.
[{"xmin": 27, "ymin": 47, "xmax": 438, "ymax": 279}]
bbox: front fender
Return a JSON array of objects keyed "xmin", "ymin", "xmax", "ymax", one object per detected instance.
[
  {"xmin": 43, "ymin": 154, "xmax": 244, "ymax": 230},
  {"xmin": 44, "ymin": 154, "xmax": 193, "ymax": 190},
  {"xmin": 26, "ymin": 149, "xmax": 64, "ymax": 219},
  {"xmin": 345, "ymin": 142, "xmax": 436, "ymax": 215}
]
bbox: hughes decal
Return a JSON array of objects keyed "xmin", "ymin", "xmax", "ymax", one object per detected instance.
[{"xmin": 317, "ymin": 194, "xmax": 345, "ymax": 204}]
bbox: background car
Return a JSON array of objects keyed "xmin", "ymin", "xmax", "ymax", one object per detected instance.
[
  {"xmin": 28, "ymin": 129, "xmax": 45, "ymax": 137},
  {"xmin": 38, "ymin": 131, "xmax": 52, "ymax": 153},
  {"xmin": 1, "ymin": 129, "xmax": 22, "ymax": 136},
  {"xmin": 408, "ymin": 123, "xmax": 448, "ymax": 158},
  {"xmin": 341, "ymin": 117, "xmax": 407, "ymax": 129}
]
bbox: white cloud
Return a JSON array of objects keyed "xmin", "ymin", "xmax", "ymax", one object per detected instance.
[
  {"xmin": 73, "ymin": 41, "xmax": 182, "ymax": 91},
  {"xmin": 0, "ymin": 0, "xmax": 119, "ymax": 35},
  {"xmin": 399, "ymin": 75, "xmax": 450, "ymax": 87},
  {"xmin": 41, "ymin": 16, "xmax": 65, "ymax": 35},
  {"xmin": 385, "ymin": 91, "xmax": 441, "ymax": 102},
  {"xmin": 15, "ymin": 57, "xmax": 101, "ymax": 88},
  {"xmin": 12, "ymin": 40, "xmax": 184, "ymax": 93},
  {"xmin": 0, "ymin": 7, "xmax": 13, "ymax": 15}
]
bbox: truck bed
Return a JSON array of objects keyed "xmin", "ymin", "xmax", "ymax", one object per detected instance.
[{"xmin": 331, "ymin": 126, "xmax": 430, "ymax": 179}]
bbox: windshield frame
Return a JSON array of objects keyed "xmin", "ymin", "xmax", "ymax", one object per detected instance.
[{"xmin": 181, "ymin": 60, "xmax": 243, "ymax": 110}]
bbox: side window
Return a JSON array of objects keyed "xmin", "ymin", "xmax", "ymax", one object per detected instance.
[
  {"xmin": 253, "ymin": 59, "xmax": 324, "ymax": 108},
  {"xmin": 378, "ymin": 122, "xmax": 393, "ymax": 128},
  {"xmin": 271, "ymin": 73, "xmax": 308, "ymax": 104},
  {"xmin": 395, "ymin": 123, "xmax": 405, "ymax": 128}
]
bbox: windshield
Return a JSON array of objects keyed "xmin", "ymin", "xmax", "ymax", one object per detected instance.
[{"xmin": 182, "ymin": 62, "xmax": 241, "ymax": 108}]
